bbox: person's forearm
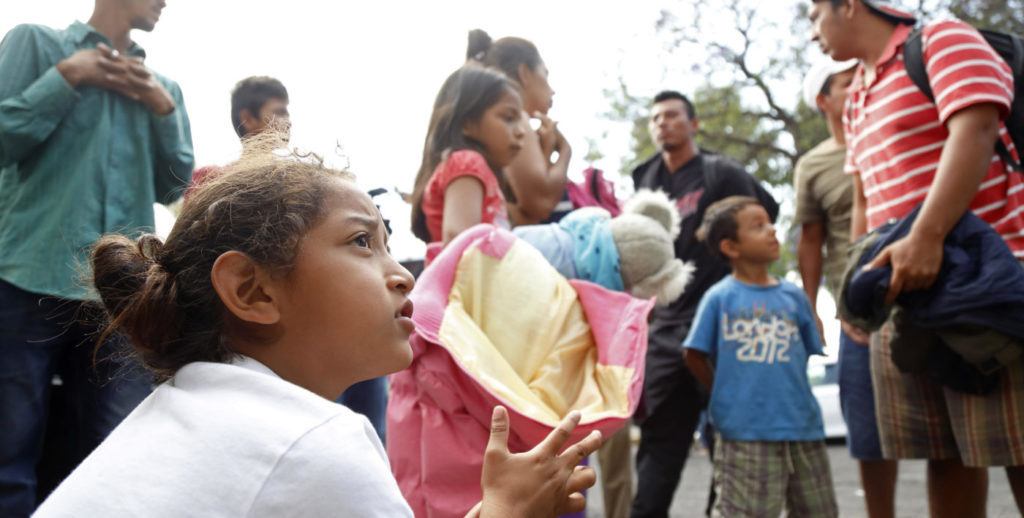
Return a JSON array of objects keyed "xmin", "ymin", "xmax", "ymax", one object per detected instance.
[
  {"xmin": 910, "ymin": 104, "xmax": 1001, "ymax": 243},
  {"xmin": 851, "ymin": 175, "xmax": 867, "ymax": 241},
  {"xmin": 150, "ymin": 83, "xmax": 194, "ymax": 202},
  {"xmin": 505, "ymin": 132, "xmax": 571, "ymax": 224},
  {"xmin": 797, "ymin": 223, "xmax": 825, "ymax": 308},
  {"xmin": 684, "ymin": 349, "xmax": 714, "ymax": 393},
  {"xmin": 507, "ymin": 162, "xmax": 570, "ymax": 225}
]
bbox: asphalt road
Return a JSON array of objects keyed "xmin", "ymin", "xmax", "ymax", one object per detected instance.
[{"xmin": 584, "ymin": 439, "xmax": 1019, "ymax": 517}]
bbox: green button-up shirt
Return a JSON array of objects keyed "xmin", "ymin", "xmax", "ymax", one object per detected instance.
[{"xmin": 0, "ymin": 21, "xmax": 193, "ymax": 300}]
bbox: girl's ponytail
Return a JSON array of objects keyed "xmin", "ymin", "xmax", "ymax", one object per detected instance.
[{"xmin": 92, "ymin": 233, "xmax": 182, "ymax": 377}]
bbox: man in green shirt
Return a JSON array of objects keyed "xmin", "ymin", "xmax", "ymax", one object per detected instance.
[{"xmin": 0, "ymin": 1, "xmax": 193, "ymax": 515}]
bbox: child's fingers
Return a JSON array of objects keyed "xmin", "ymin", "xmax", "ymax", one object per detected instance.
[
  {"xmin": 535, "ymin": 410, "xmax": 581, "ymax": 457},
  {"xmin": 558, "ymin": 429, "xmax": 601, "ymax": 468},
  {"xmin": 556, "ymin": 492, "xmax": 588, "ymax": 516},
  {"xmin": 565, "ymin": 465, "xmax": 597, "ymax": 495},
  {"xmin": 484, "ymin": 406, "xmax": 511, "ymax": 458}
]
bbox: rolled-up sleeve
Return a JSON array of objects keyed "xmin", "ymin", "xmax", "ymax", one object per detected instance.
[{"xmin": 0, "ymin": 25, "xmax": 79, "ymax": 167}]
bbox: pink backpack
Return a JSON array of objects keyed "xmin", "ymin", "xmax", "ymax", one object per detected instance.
[
  {"xmin": 387, "ymin": 224, "xmax": 650, "ymax": 517},
  {"xmin": 567, "ymin": 167, "xmax": 622, "ymax": 216}
]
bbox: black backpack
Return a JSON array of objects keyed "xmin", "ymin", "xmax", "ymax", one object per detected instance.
[{"xmin": 903, "ymin": 25, "xmax": 1024, "ymax": 172}]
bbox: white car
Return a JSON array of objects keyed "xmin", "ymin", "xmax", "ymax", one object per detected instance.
[{"xmin": 808, "ymin": 359, "xmax": 847, "ymax": 439}]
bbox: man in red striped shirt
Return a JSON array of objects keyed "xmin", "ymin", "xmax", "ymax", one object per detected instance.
[{"xmin": 809, "ymin": 0, "xmax": 1024, "ymax": 515}]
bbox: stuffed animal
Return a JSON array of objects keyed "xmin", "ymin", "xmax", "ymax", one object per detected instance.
[{"xmin": 513, "ymin": 189, "xmax": 694, "ymax": 305}]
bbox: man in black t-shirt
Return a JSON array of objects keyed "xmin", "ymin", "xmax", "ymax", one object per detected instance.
[{"xmin": 630, "ymin": 91, "xmax": 778, "ymax": 518}]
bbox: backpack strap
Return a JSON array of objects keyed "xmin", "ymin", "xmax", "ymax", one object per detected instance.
[
  {"xmin": 589, "ymin": 167, "xmax": 603, "ymax": 202},
  {"xmin": 701, "ymin": 152, "xmax": 721, "ymax": 203},
  {"xmin": 902, "ymin": 27, "xmax": 932, "ymax": 101}
]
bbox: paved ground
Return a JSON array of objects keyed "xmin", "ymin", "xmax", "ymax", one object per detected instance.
[{"xmin": 584, "ymin": 437, "xmax": 1019, "ymax": 517}]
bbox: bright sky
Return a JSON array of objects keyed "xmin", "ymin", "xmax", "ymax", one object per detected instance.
[{"xmin": 4, "ymin": 0, "xmax": 692, "ymax": 260}]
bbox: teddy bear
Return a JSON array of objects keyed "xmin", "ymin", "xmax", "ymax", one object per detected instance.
[{"xmin": 513, "ymin": 189, "xmax": 694, "ymax": 305}]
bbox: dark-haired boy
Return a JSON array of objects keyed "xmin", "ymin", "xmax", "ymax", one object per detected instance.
[
  {"xmin": 229, "ymin": 76, "xmax": 290, "ymax": 139},
  {"xmin": 684, "ymin": 196, "xmax": 837, "ymax": 517},
  {"xmin": 186, "ymin": 76, "xmax": 289, "ymax": 199},
  {"xmin": 631, "ymin": 90, "xmax": 778, "ymax": 518}
]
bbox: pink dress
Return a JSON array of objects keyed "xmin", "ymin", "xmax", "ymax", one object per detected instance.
[{"xmin": 421, "ymin": 150, "xmax": 510, "ymax": 261}]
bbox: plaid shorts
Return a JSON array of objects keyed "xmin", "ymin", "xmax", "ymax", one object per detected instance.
[
  {"xmin": 871, "ymin": 321, "xmax": 1024, "ymax": 466},
  {"xmin": 712, "ymin": 438, "xmax": 837, "ymax": 517}
]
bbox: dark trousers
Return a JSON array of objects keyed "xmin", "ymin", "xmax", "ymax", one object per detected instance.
[
  {"xmin": 337, "ymin": 376, "xmax": 388, "ymax": 444},
  {"xmin": 631, "ymin": 367, "xmax": 705, "ymax": 518},
  {"xmin": 0, "ymin": 280, "xmax": 150, "ymax": 517}
]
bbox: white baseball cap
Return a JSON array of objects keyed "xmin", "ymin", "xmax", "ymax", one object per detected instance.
[
  {"xmin": 861, "ymin": 0, "xmax": 917, "ymax": 25},
  {"xmin": 802, "ymin": 58, "xmax": 859, "ymax": 108}
]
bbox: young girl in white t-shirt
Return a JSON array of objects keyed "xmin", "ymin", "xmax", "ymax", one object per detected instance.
[{"xmin": 33, "ymin": 140, "xmax": 600, "ymax": 518}]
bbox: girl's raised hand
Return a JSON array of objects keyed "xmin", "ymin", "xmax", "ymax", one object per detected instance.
[{"xmin": 477, "ymin": 406, "xmax": 601, "ymax": 518}]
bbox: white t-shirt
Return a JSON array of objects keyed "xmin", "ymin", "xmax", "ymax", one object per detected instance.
[{"xmin": 34, "ymin": 356, "xmax": 413, "ymax": 517}]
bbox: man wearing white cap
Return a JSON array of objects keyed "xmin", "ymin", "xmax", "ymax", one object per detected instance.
[
  {"xmin": 809, "ymin": 0, "xmax": 1024, "ymax": 515},
  {"xmin": 796, "ymin": 58, "xmax": 898, "ymax": 518}
]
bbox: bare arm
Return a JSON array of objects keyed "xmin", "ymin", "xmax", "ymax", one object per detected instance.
[
  {"xmin": 864, "ymin": 103, "xmax": 1001, "ymax": 303},
  {"xmin": 505, "ymin": 115, "xmax": 571, "ymax": 226},
  {"xmin": 442, "ymin": 176, "xmax": 486, "ymax": 246},
  {"xmin": 840, "ymin": 174, "xmax": 873, "ymax": 345},
  {"xmin": 797, "ymin": 222, "xmax": 827, "ymax": 342},
  {"xmin": 684, "ymin": 349, "xmax": 715, "ymax": 393},
  {"xmin": 797, "ymin": 222, "xmax": 825, "ymax": 309},
  {"xmin": 850, "ymin": 174, "xmax": 867, "ymax": 241}
]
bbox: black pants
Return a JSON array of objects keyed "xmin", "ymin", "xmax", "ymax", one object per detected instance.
[{"xmin": 631, "ymin": 360, "xmax": 706, "ymax": 518}]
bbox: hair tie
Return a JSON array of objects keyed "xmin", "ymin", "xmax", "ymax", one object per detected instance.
[{"xmin": 473, "ymin": 51, "xmax": 485, "ymax": 61}]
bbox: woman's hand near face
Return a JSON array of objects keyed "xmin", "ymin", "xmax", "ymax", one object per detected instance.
[
  {"xmin": 477, "ymin": 406, "xmax": 601, "ymax": 518},
  {"xmin": 504, "ymin": 114, "xmax": 572, "ymax": 226},
  {"xmin": 534, "ymin": 111, "xmax": 558, "ymax": 159}
]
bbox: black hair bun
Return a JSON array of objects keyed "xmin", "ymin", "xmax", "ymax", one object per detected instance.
[{"xmin": 466, "ymin": 29, "xmax": 492, "ymax": 62}]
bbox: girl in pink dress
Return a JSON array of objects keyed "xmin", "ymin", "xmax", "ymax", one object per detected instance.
[{"xmin": 410, "ymin": 65, "xmax": 525, "ymax": 260}]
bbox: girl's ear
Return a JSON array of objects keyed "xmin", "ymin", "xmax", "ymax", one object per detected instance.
[
  {"xmin": 210, "ymin": 251, "xmax": 281, "ymax": 325},
  {"xmin": 462, "ymin": 118, "xmax": 481, "ymax": 141}
]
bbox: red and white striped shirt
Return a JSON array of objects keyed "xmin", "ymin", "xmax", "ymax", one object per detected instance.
[{"xmin": 844, "ymin": 20, "xmax": 1024, "ymax": 257}]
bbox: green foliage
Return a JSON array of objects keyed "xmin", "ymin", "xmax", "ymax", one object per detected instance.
[
  {"xmin": 602, "ymin": 80, "xmax": 655, "ymax": 177},
  {"xmin": 597, "ymin": 0, "xmax": 1021, "ymax": 276},
  {"xmin": 602, "ymin": 0, "xmax": 828, "ymax": 187},
  {"xmin": 942, "ymin": 0, "xmax": 1024, "ymax": 33},
  {"xmin": 693, "ymin": 85, "xmax": 818, "ymax": 186},
  {"xmin": 600, "ymin": 0, "xmax": 1021, "ymax": 186},
  {"xmin": 583, "ymin": 136, "xmax": 605, "ymax": 164}
]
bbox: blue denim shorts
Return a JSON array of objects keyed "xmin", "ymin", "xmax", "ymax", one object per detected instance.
[{"xmin": 837, "ymin": 329, "xmax": 884, "ymax": 460}]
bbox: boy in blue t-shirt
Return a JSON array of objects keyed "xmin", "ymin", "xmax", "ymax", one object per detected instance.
[{"xmin": 684, "ymin": 195, "xmax": 837, "ymax": 517}]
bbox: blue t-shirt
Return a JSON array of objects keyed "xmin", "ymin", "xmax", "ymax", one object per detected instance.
[{"xmin": 684, "ymin": 276, "xmax": 825, "ymax": 441}]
